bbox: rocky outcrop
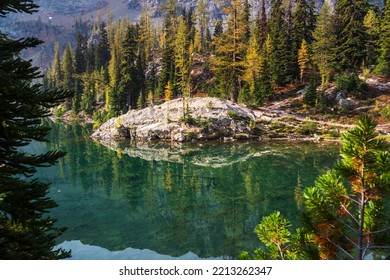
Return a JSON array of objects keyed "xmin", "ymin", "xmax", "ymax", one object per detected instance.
[{"xmin": 91, "ymin": 97, "xmax": 258, "ymax": 142}]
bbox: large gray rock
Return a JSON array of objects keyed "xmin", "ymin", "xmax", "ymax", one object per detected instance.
[{"xmin": 91, "ymin": 97, "xmax": 257, "ymax": 142}]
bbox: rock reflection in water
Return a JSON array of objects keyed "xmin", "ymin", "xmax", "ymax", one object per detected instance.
[{"xmin": 36, "ymin": 121, "xmax": 339, "ymax": 259}]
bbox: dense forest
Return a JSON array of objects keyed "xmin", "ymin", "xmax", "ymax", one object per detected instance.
[{"xmin": 43, "ymin": 0, "xmax": 390, "ymax": 124}]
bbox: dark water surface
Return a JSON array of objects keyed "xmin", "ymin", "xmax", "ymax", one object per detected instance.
[{"xmin": 32, "ymin": 121, "xmax": 340, "ymax": 259}]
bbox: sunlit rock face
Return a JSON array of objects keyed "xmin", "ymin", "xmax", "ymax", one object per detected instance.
[{"xmin": 91, "ymin": 97, "xmax": 258, "ymax": 143}]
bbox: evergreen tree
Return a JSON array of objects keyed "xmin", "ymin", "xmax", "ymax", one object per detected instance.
[
  {"xmin": 213, "ymin": 19, "xmax": 223, "ymax": 38},
  {"xmin": 108, "ymin": 45, "xmax": 121, "ymax": 116},
  {"xmin": 304, "ymin": 116, "xmax": 390, "ymax": 259},
  {"xmin": 376, "ymin": 0, "xmax": 390, "ymax": 75},
  {"xmin": 120, "ymin": 24, "xmax": 140, "ymax": 110},
  {"xmin": 256, "ymin": 35, "xmax": 274, "ymax": 104},
  {"xmin": 241, "ymin": 0, "xmax": 251, "ymax": 43},
  {"xmin": 175, "ymin": 16, "xmax": 191, "ymax": 97},
  {"xmin": 312, "ymin": 2, "xmax": 337, "ymax": 88},
  {"xmin": 165, "ymin": 80, "xmax": 173, "ymax": 121},
  {"xmin": 52, "ymin": 42, "xmax": 62, "ymax": 88},
  {"xmin": 79, "ymin": 72, "xmax": 96, "ymax": 114},
  {"xmin": 157, "ymin": 0, "xmax": 178, "ymax": 97},
  {"xmin": 94, "ymin": 22, "xmax": 110, "ymax": 71},
  {"xmin": 307, "ymin": 0, "xmax": 317, "ymax": 36},
  {"xmin": 63, "ymin": 43, "xmax": 74, "ymax": 110},
  {"xmin": 196, "ymin": 0, "xmax": 210, "ymax": 54},
  {"xmin": 256, "ymin": 0, "xmax": 268, "ymax": 47},
  {"xmin": 334, "ymin": 0, "xmax": 369, "ymax": 72},
  {"xmin": 0, "ymin": 0, "xmax": 70, "ymax": 259},
  {"xmin": 293, "ymin": 0, "xmax": 313, "ymax": 48},
  {"xmin": 86, "ymin": 43, "xmax": 95, "ymax": 73},
  {"xmin": 363, "ymin": 9, "xmax": 380, "ymax": 68},
  {"xmin": 303, "ymin": 75, "xmax": 317, "ymax": 106},
  {"xmin": 269, "ymin": 0, "xmax": 294, "ymax": 86},
  {"xmin": 292, "ymin": 0, "xmax": 311, "ymax": 81},
  {"xmin": 242, "ymin": 116, "xmax": 390, "ymax": 260},
  {"xmin": 72, "ymin": 32, "xmax": 87, "ymax": 113}
]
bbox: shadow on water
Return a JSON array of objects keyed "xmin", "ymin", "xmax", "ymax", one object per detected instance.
[{"xmin": 33, "ymin": 120, "xmax": 340, "ymax": 259}]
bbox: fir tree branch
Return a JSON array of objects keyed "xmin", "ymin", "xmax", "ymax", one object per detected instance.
[
  {"xmin": 363, "ymin": 246, "xmax": 390, "ymax": 249},
  {"xmin": 342, "ymin": 195, "xmax": 360, "ymax": 205},
  {"xmin": 340, "ymin": 203, "xmax": 359, "ymax": 225},
  {"xmin": 363, "ymin": 227, "xmax": 390, "ymax": 236},
  {"xmin": 325, "ymin": 237, "xmax": 355, "ymax": 260},
  {"xmin": 335, "ymin": 217, "xmax": 358, "ymax": 234}
]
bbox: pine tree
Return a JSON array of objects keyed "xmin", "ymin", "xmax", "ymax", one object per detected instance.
[
  {"xmin": 94, "ymin": 22, "xmax": 110, "ymax": 71},
  {"xmin": 72, "ymin": 32, "xmax": 87, "ymax": 113},
  {"xmin": 243, "ymin": 116, "xmax": 390, "ymax": 260},
  {"xmin": 175, "ymin": 16, "xmax": 190, "ymax": 97},
  {"xmin": 241, "ymin": 0, "xmax": 251, "ymax": 43},
  {"xmin": 63, "ymin": 43, "xmax": 74, "ymax": 110},
  {"xmin": 334, "ymin": 0, "xmax": 369, "ymax": 72},
  {"xmin": 79, "ymin": 72, "xmax": 96, "ymax": 114},
  {"xmin": 196, "ymin": 0, "xmax": 210, "ymax": 54},
  {"xmin": 307, "ymin": 0, "xmax": 317, "ymax": 36},
  {"xmin": 304, "ymin": 116, "xmax": 390, "ymax": 259},
  {"xmin": 256, "ymin": 0, "xmax": 268, "ymax": 48},
  {"xmin": 86, "ymin": 43, "xmax": 95, "ymax": 73},
  {"xmin": 108, "ymin": 46, "xmax": 120, "ymax": 116},
  {"xmin": 0, "ymin": 0, "xmax": 70, "ymax": 259},
  {"xmin": 120, "ymin": 24, "xmax": 140, "ymax": 110},
  {"xmin": 363, "ymin": 9, "xmax": 380, "ymax": 69},
  {"xmin": 303, "ymin": 75, "xmax": 317, "ymax": 106},
  {"xmin": 157, "ymin": 0, "xmax": 178, "ymax": 97},
  {"xmin": 165, "ymin": 80, "xmax": 173, "ymax": 121},
  {"xmin": 312, "ymin": 2, "xmax": 337, "ymax": 88},
  {"xmin": 293, "ymin": 0, "xmax": 313, "ymax": 48},
  {"xmin": 376, "ymin": 1, "xmax": 390, "ymax": 75},
  {"xmin": 256, "ymin": 35, "xmax": 274, "ymax": 104},
  {"xmin": 292, "ymin": 0, "xmax": 311, "ymax": 81},
  {"xmin": 213, "ymin": 19, "xmax": 223, "ymax": 38},
  {"xmin": 52, "ymin": 42, "xmax": 62, "ymax": 88},
  {"xmin": 269, "ymin": 0, "xmax": 294, "ymax": 86}
]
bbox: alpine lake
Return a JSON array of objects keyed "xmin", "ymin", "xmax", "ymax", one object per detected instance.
[{"xmin": 30, "ymin": 120, "xmax": 340, "ymax": 260}]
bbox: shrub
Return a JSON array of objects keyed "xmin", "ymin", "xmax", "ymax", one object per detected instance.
[
  {"xmin": 93, "ymin": 111, "xmax": 109, "ymax": 129},
  {"xmin": 297, "ymin": 121, "xmax": 318, "ymax": 135},
  {"xmin": 335, "ymin": 72, "xmax": 367, "ymax": 97},
  {"xmin": 328, "ymin": 129, "xmax": 340, "ymax": 138},
  {"xmin": 380, "ymin": 105, "xmax": 390, "ymax": 120},
  {"xmin": 303, "ymin": 76, "xmax": 318, "ymax": 106}
]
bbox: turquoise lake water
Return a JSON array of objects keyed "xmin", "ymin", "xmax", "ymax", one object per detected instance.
[{"xmin": 31, "ymin": 121, "xmax": 340, "ymax": 259}]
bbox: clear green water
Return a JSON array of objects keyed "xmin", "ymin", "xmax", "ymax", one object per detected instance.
[{"xmin": 33, "ymin": 121, "xmax": 340, "ymax": 259}]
